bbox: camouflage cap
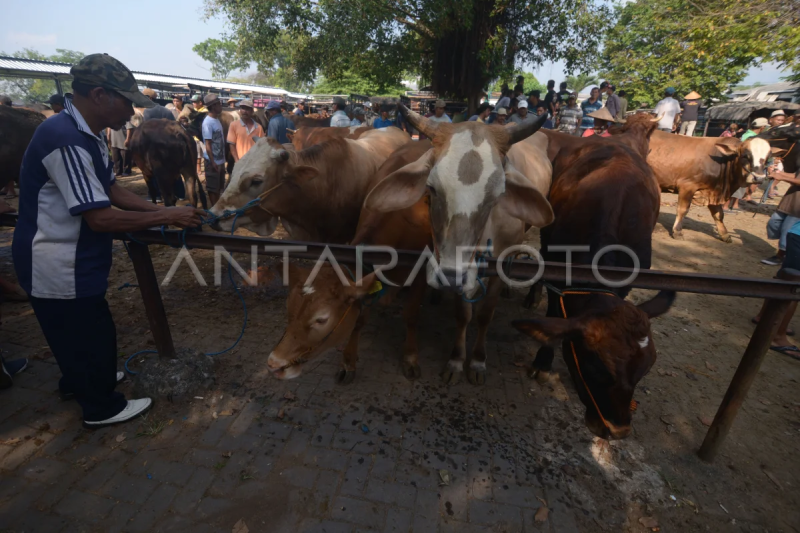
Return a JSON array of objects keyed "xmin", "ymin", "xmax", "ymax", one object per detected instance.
[{"xmin": 70, "ymin": 53, "xmax": 154, "ymax": 108}]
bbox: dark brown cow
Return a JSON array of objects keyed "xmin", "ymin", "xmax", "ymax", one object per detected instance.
[
  {"xmin": 266, "ymin": 142, "xmax": 433, "ymax": 383},
  {"xmin": 128, "ymin": 119, "xmax": 208, "ymax": 208},
  {"xmin": 759, "ymin": 122, "xmax": 800, "ymax": 173},
  {"xmin": 289, "ymin": 125, "xmax": 372, "ymax": 150},
  {"xmin": 0, "ymin": 106, "xmax": 46, "ymax": 188},
  {"xmin": 638, "ymin": 130, "xmax": 770, "ymax": 242},
  {"xmin": 514, "ymin": 114, "xmax": 676, "ymax": 440}
]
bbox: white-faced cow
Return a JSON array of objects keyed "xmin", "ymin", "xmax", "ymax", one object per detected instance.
[{"xmin": 364, "ymin": 106, "xmax": 554, "ymax": 384}]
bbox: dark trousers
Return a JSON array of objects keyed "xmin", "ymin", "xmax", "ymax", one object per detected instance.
[
  {"xmin": 30, "ymin": 295, "xmax": 126, "ymax": 421},
  {"xmin": 111, "ymin": 147, "xmax": 131, "ymax": 175}
]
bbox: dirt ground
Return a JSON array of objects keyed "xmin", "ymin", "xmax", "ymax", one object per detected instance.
[{"xmin": 1, "ymin": 172, "xmax": 799, "ymax": 533}]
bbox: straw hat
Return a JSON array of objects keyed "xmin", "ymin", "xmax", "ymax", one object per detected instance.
[
  {"xmin": 586, "ymin": 107, "xmax": 619, "ymax": 123},
  {"xmin": 684, "ymin": 91, "xmax": 701, "ymax": 100}
]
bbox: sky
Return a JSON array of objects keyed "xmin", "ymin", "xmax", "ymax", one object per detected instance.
[{"xmin": 1, "ymin": 0, "xmax": 790, "ymax": 88}]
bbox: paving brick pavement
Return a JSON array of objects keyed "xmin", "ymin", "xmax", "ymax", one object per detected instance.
[{"xmin": 0, "ymin": 240, "xmax": 646, "ymax": 532}]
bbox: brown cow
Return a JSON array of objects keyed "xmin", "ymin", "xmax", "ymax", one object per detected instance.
[
  {"xmin": 289, "ymin": 125, "xmax": 373, "ymax": 150},
  {"xmin": 128, "ymin": 119, "xmax": 208, "ymax": 208},
  {"xmin": 267, "ymin": 141, "xmax": 434, "ymax": 383},
  {"xmin": 514, "ymin": 114, "xmax": 675, "ymax": 440},
  {"xmin": 208, "ymin": 127, "xmax": 411, "ymax": 242},
  {"xmin": 637, "ymin": 130, "xmax": 770, "ymax": 243},
  {"xmin": 0, "ymin": 106, "xmax": 46, "ymax": 189}
]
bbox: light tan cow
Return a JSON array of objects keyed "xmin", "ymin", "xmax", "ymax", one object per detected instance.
[
  {"xmin": 208, "ymin": 127, "xmax": 411, "ymax": 243},
  {"xmin": 364, "ymin": 107, "xmax": 554, "ymax": 384}
]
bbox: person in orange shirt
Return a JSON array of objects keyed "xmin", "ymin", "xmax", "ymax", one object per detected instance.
[{"xmin": 227, "ymin": 99, "xmax": 265, "ymax": 163}]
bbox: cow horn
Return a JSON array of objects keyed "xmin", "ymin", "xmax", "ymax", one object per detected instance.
[
  {"xmin": 651, "ymin": 113, "xmax": 664, "ymax": 123},
  {"xmin": 286, "ymin": 128, "xmax": 296, "ymax": 134},
  {"xmin": 506, "ymin": 112, "xmax": 548, "ymax": 146},
  {"xmin": 397, "ymin": 104, "xmax": 439, "ymax": 140}
]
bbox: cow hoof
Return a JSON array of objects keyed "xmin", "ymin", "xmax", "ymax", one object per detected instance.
[
  {"xmin": 721, "ymin": 235, "xmax": 733, "ymax": 243},
  {"xmin": 467, "ymin": 368, "xmax": 486, "ymax": 386},
  {"xmin": 528, "ymin": 367, "xmax": 550, "ymax": 384},
  {"xmin": 336, "ymin": 369, "xmax": 356, "ymax": 385},
  {"xmin": 672, "ymin": 231, "xmax": 684, "ymax": 241},
  {"xmin": 441, "ymin": 368, "xmax": 461, "ymax": 385},
  {"xmin": 402, "ymin": 362, "xmax": 422, "ymax": 381}
]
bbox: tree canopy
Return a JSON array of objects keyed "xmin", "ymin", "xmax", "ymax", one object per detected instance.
[
  {"xmin": 565, "ymin": 73, "xmax": 599, "ymax": 93},
  {"xmin": 203, "ymin": 0, "xmax": 612, "ymax": 111},
  {"xmin": 313, "ymin": 70, "xmax": 407, "ymax": 96},
  {"xmin": 192, "ymin": 38, "xmax": 250, "ymax": 80},
  {"xmin": 0, "ymin": 48, "xmax": 84, "ymax": 103},
  {"xmin": 490, "ymin": 72, "xmax": 544, "ymax": 94},
  {"xmin": 601, "ymin": 0, "xmax": 800, "ymax": 107}
]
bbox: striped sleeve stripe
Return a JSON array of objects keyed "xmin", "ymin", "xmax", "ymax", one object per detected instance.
[
  {"xmin": 67, "ymin": 146, "xmax": 95, "ymax": 202},
  {"xmin": 59, "ymin": 147, "xmax": 87, "ymax": 204}
]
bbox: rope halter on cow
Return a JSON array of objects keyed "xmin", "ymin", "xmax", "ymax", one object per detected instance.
[{"xmin": 541, "ymin": 280, "xmax": 639, "ymax": 434}]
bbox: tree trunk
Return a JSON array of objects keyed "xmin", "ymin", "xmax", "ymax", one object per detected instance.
[{"xmin": 467, "ymin": 93, "xmax": 481, "ymax": 116}]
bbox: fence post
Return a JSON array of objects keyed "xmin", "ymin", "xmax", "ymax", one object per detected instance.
[
  {"xmin": 697, "ymin": 298, "xmax": 789, "ymax": 461},
  {"xmin": 126, "ymin": 241, "xmax": 176, "ymax": 359}
]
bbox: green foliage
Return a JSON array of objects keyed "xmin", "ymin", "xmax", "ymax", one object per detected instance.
[
  {"xmin": 313, "ymin": 70, "xmax": 406, "ymax": 96},
  {"xmin": 0, "ymin": 48, "xmax": 83, "ymax": 103},
  {"xmin": 192, "ymin": 38, "xmax": 250, "ymax": 80},
  {"xmin": 565, "ymin": 73, "xmax": 599, "ymax": 93},
  {"xmin": 203, "ymin": 0, "xmax": 612, "ymax": 109},
  {"xmin": 601, "ymin": 0, "xmax": 800, "ymax": 107},
  {"xmin": 490, "ymin": 72, "xmax": 545, "ymax": 94}
]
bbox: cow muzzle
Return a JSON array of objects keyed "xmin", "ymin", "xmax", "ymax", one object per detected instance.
[{"xmin": 266, "ymin": 351, "xmax": 305, "ymax": 380}]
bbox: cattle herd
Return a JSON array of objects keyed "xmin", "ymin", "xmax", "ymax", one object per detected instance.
[{"xmin": 1, "ymin": 101, "xmax": 796, "ymax": 443}]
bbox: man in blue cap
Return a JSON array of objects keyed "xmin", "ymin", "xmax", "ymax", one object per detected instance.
[
  {"xmin": 653, "ymin": 87, "xmax": 681, "ymax": 133},
  {"xmin": 266, "ymin": 100, "xmax": 291, "ymax": 144},
  {"xmin": 11, "ymin": 53, "xmax": 203, "ymax": 425}
]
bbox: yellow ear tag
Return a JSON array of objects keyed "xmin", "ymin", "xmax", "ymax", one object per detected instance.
[{"xmin": 368, "ymin": 280, "xmax": 383, "ymax": 295}]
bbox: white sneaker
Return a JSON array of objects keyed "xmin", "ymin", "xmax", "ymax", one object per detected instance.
[{"xmin": 83, "ymin": 398, "xmax": 153, "ymax": 429}]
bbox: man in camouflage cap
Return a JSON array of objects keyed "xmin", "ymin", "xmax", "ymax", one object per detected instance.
[{"xmin": 12, "ymin": 53, "xmax": 203, "ymax": 427}]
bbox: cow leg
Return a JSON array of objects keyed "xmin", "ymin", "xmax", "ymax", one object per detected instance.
[
  {"xmin": 337, "ymin": 310, "xmax": 369, "ymax": 385},
  {"xmin": 672, "ymin": 187, "xmax": 695, "ymax": 240},
  {"xmin": 442, "ymin": 296, "xmax": 472, "ymax": 384},
  {"xmin": 708, "ymin": 204, "xmax": 733, "ymax": 243},
  {"xmin": 181, "ymin": 169, "xmax": 208, "ymax": 210},
  {"xmin": 467, "ymin": 277, "xmax": 503, "ymax": 386},
  {"xmin": 529, "ymin": 288, "xmax": 559, "ymax": 383},
  {"xmin": 153, "ymin": 164, "xmax": 176, "ymax": 208},
  {"xmin": 400, "ymin": 279, "xmax": 428, "ymax": 381},
  {"xmin": 143, "ymin": 174, "xmax": 158, "ymax": 207}
]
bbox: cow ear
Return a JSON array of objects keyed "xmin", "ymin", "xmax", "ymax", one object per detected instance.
[
  {"xmin": 636, "ymin": 290, "xmax": 676, "ymax": 319},
  {"xmin": 512, "ymin": 317, "xmax": 582, "ymax": 346},
  {"xmin": 714, "ymin": 142, "xmax": 738, "ymax": 158},
  {"xmin": 365, "ymin": 149, "xmax": 434, "ymax": 213},
  {"xmin": 499, "ymin": 168, "xmax": 554, "ymax": 228},
  {"xmin": 292, "ymin": 165, "xmax": 318, "ymax": 183},
  {"xmin": 346, "ymin": 271, "xmax": 379, "ymax": 302}
]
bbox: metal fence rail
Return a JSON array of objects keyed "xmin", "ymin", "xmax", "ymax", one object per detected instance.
[{"xmin": 1, "ymin": 214, "xmax": 794, "ymax": 462}]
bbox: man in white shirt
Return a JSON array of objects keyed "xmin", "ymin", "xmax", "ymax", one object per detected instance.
[
  {"xmin": 330, "ymin": 97, "xmax": 351, "ymax": 127},
  {"xmin": 428, "ymin": 100, "xmax": 452, "ymax": 123},
  {"xmin": 508, "ymin": 100, "xmax": 537, "ymax": 126},
  {"xmin": 653, "ymin": 87, "xmax": 681, "ymax": 133}
]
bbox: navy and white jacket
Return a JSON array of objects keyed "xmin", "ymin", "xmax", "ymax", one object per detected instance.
[{"xmin": 13, "ymin": 96, "xmax": 115, "ymax": 299}]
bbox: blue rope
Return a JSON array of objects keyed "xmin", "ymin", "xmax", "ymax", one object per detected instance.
[{"xmin": 124, "ymin": 211, "xmax": 250, "ymax": 375}]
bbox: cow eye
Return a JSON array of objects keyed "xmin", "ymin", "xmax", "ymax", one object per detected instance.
[
  {"xmin": 314, "ymin": 316, "xmax": 329, "ymax": 325},
  {"xmin": 427, "ymin": 185, "xmax": 437, "ymax": 196},
  {"xmin": 250, "ymin": 179, "xmax": 263, "ymax": 187}
]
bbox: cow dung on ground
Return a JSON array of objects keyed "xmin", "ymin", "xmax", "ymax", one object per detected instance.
[{"xmin": 133, "ymin": 348, "xmax": 216, "ymax": 400}]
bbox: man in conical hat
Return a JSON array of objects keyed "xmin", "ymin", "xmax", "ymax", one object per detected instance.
[
  {"xmin": 679, "ymin": 90, "xmax": 702, "ymax": 136},
  {"xmin": 582, "ymin": 106, "xmax": 619, "ymax": 137}
]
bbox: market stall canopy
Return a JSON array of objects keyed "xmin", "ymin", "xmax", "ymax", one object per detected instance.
[
  {"xmin": 706, "ymin": 101, "xmax": 800, "ymax": 122},
  {"xmin": 0, "ymin": 55, "xmax": 291, "ymax": 97}
]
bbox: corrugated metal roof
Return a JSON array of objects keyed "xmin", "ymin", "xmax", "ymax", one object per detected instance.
[{"xmin": 0, "ymin": 56, "xmax": 294, "ymax": 97}]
